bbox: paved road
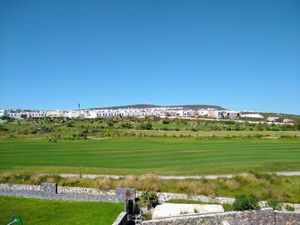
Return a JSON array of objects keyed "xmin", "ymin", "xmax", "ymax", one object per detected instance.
[{"xmin": 51, "ymin": 171, "xmax": 300, "ymax": 180}]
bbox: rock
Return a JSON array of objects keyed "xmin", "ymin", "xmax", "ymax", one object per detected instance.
[{"xmin": 152, "ymin": 203, "xmax": 224, "ymax": 219}]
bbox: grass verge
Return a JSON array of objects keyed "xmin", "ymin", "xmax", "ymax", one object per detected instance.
[{"xmin": 1, "ymin": 172, "xmax": 300, "ymax": 203}]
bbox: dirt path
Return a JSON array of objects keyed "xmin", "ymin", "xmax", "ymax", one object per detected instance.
[{"xmin": 51, "ymin": 171, "xmax": 300, "ymax": 180}]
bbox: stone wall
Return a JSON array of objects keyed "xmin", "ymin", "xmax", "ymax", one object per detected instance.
[
  {"xmin": 0, "ymin": 183, "xmax": 135, "ymax": 203},
  {"xmin": 275, "ymin": 211, "xmax": 300, "ymax": 225},
  {"xmin": 141, "ymin": 191, "xmax": 234, "ymax": 204},
  {"xmin": 0, "ymin": 184, "xmax": 234, "ymax": 204},
  {"xmin": 142, "ymin": 208, "xmax": 300, "ymax": 225},
  {"xmin": 57, "ymin": 186, "xmax": 116, "ymax": 196}
]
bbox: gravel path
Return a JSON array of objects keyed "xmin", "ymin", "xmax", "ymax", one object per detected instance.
[
  {"xmin": 50, "ymin": 171, "xmax": 300, "ymax": 180},
  {"xmin": 276, "ymin": 171, "xmax": 300, "ymax": 176}
]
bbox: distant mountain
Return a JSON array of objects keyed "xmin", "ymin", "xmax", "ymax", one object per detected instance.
[{"xmin": 91, "ymin": 104, "xmax": 225, "ymax": 110}]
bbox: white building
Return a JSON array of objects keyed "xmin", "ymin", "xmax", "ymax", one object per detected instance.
[
  {"xmin": 82, "ymin": 110, "xmax": 98, "ymax": 119},
  {"xmin": 46, "ymin": 110, "xmax": 66, "ymax": 117},
  {"xmin": 1, "ymin": 107, "xmax": 246, "ymax": 120},
  {"xmin": 283, "ymin": 118, "xmax": 294, "ymax": 123},
  {"xmin": 197, "ymin": 109, "xmax": 208, "ymax": 117},
  {"xmin": 7, "ymin": 111, "xmax": 47, "ymax": 118},
  {"xmin": 207, "ymin": 110, "xmax": 223, "ymax": 119},
  {"xmin": 27, "ymin": 111, "xmax": 47, "ymax": 118},
  {"xmin": 267, "ymin": 117, "xmax": 280, "ymax": 122},
  {"xmin": 240, "ymin": 114, "xmax": 264, "ymax": 119},
  {"xmin": 0, "ymin": 109, "xmax": 8, "ymax": 117}
]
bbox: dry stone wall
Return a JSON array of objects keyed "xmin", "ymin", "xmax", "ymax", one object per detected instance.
[
  {"xmin": 57, "ymin": 186, "xmax": 116, "ymax": 196},
  {"xmin": 1, "ymin": 184, "xmax": 299, "ymax": 225},
  {"xmin": 0, "ymin": 183, "xmax": 134, "ymax": 203},
  {"xmin": 143, "ymin": 192, "xmax": 234, "ymax": 204},
  {"xmin": 275, "ymin": 211, "xmax": 300, "ymax": 225},
  {"xmin": 0, "ymin": 184, "xmax": 235, "ymax": 204},
  {"xmin": 142, "ymin": 209, "xmax": 300, "ymax": 225}
]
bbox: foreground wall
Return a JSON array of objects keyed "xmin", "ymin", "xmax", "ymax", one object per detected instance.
[
  {"xmin": 142, "ymin": 208, "xmax": 300, "ymax": 225},
  {"xmin": 275, "ymin": 211, "xmax": 300, "ymax": 225},
  {"xmin": 0, "ymin": 183, "xmax": 135, "ymax": 203}
]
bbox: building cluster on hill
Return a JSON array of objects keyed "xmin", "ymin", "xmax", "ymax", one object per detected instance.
[
  {"xmin": 0, "ymin": 107, "xmax": 238, "ymax": 119},
  {"xmin": 0, "ymin": 108, "xmax": 294, "ymax": 124}
]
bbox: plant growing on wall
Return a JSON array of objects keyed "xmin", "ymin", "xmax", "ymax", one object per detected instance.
[
  {"xmin": 139, "ymin": 191, "xmax": 159, "ymax": 209},
  {"xmin": 266, "ymin": 199, "xmax": 282, "ymax": 210},
  {"xmin": 233, "ymin": 194, "xmax": 260, "ymax": 211}
]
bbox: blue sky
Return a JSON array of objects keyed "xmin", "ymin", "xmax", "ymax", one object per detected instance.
[{"xmin": 0, "ymin": 0, "xmax": 299, "ymax": 114}]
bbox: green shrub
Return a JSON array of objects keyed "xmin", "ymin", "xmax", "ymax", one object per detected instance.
[
  {"xmin": 66, "ymin": 121, "xmax": 74, "ymax": 127},
  {"xmin": 139, "ymin": 123, "xmax": 152, "ymax": 130},
  {"xmin": 267, "ymin": 199, "xmax": 282, "ymax": 210},
  {"xmin": 284, "ymin": 204, "xmax": 295, "ymax": 211},
  {"xmin": 233, "ymin": 195, "xmax": 260, "ymax": 211},
  {"xmin": 162, "ymin": 119, "xmax": 170, "ymax": 124},
  {"xmin": 140, "ymin": 191, "xmax": 159, "ymax": 209},
  {"xmin": 14, "ymin": 174, "xmax": 31, "ymax": 182},
  {"xmin": 121, "ymin": 122, "xmax": 133, "ymax": 129},
  {"xmin": 0, "ymin": 125, "xmax": 9, "ymax": 131}
]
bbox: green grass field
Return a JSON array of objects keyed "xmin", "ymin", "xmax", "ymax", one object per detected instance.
[
  {"xmin": 0, "ymin": 196, "xmax": 123, "ymax": 225},
  {"xmin": 0, "ymin": 138, "xmax": 299, "ymax": 175}
]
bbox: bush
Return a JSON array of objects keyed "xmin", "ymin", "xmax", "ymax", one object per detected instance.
[
  {"xmin": 107, "ymin": 120, "xmax": 114, "ymax": 128},
  {"xmin": 139, "ymin": 191, "xmax": 159, "ymax": 209},
  {"xmin": 139, "ymin": 123, "xmax": 152, "ymax": 130},
  {"xmin": 79, "ymin": 129, "xmax": 89, "ymax": 139},
  {"xmin": 267, "ymin": 199, "xmax": 282, "ymax": 210},
  {"xmin": 0, "ymin": 125, "xmax": 9, "ymax": 131},
  {"xmin": 162, "ymin": 119, "xmax": 170, "ymax": 124},
  {"xmin": 284, "ymin": 204, "xmax": 295, "ymax": 211},
  {"xmin": 233, "ymin": 195, "xmax": 260, "ymax": 211},
  {"xmin": 66, "ymin": 121, "xmax": 74, "ymax": 127},
  {"xmin": 121, "ymin": 122, "xmax": 133, "ymax": 129},
  {"xmin": 48, "ymin": 138, "xmax": 57, "ymax": 142},
  {"xmin": 37, "ymin": 126, "xmax": 53, "ymax": 133}
]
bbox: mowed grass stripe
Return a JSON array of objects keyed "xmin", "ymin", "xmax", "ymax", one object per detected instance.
[{"xmin": 0, "ymin": 138, "xmax": 299, "ymax": 175}]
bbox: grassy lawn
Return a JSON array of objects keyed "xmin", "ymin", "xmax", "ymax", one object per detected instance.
[
  {"xmin": 0, "ymin": 196, "xmax": 123, "ymax": 225},
  {"xmin": 0, "ymin": 138, "xmax": 299, "ymax": 175}
]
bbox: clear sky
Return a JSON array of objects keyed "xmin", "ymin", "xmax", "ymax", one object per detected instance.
[{"xmin": 1, "ymin": 0, "xmax": 299, "ymax": 114}]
